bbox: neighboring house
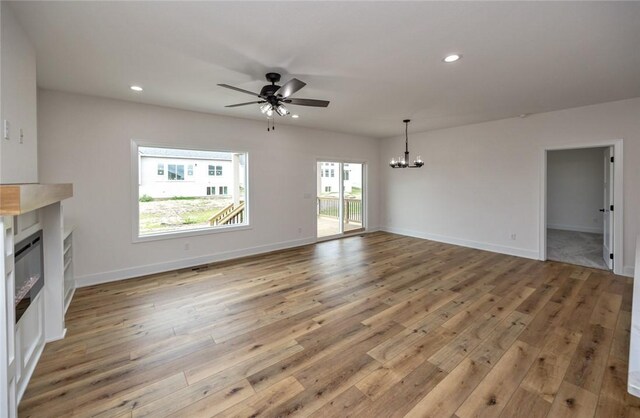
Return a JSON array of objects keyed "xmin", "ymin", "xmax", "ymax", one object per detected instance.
[
  {"xmin": 139, "ymin": 147, "xmax": 243, "ymax": 198},
  {"xmin": 318, "ymin": 162, "xmax": 362, "ymax": 194}
]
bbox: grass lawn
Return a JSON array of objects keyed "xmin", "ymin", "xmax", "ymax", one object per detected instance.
[{"xmin": 139, "ymin": 197, "xmax": 232, "ymax": 235}]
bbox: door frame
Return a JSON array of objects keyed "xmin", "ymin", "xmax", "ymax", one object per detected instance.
[
  {"xmin": 315, "ymin": 158, "xmax": 368, "ymax": 242},
  {"xmin": 539, "ymin": 139, "xmax": 624, "ymax": 274}
]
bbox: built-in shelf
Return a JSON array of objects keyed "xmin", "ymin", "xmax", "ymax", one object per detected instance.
[
  {"xmin": 0, "ymin": 183, "xmax": 73, "ymax": 215},
  {"xmin": 2, "ymin": 194, "xmax": 74, "ymax": 414},
  {"xmin": 63, "ymin": 226, "xmax": 75, "ymax": 314}
]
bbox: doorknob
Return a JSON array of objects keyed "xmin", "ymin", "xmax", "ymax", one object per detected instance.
[{"xmin": 599, "ymin": 208, "xmax": 606, "ymax": 212}]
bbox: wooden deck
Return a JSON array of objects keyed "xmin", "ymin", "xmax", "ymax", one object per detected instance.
[
  {"xmin": 19, "ymin": 232, "xmax": 638, "ymax": 417},
  {"xmin": 317, "ymin": 216, "xmax": 362, "ymax": 238}
]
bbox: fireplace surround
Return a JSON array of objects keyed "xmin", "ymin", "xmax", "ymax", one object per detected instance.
[{"xmin": 14, "ymin": 230, "xmax": 44, "ymax": 322}]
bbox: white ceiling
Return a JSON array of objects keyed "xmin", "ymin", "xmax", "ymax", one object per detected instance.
[{"xmin": 9, "ymin": 1, "xmax": 640, "ymax": 138}]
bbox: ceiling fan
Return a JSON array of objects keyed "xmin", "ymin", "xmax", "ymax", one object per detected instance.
[{"xmin": 218, "ymin": 72, "xmax": 330, "ymax": 117}]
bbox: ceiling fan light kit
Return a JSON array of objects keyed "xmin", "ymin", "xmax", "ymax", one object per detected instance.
[
  {"xmin": 219, "ymin": 72, "xmax": 330, "ymax": 131},
  {"xmin": 390, "ymin": 119, "xmax": 424, "ymax": 169}
]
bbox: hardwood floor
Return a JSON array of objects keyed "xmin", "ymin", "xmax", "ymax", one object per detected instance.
[{"xmin": 19, "ymin": 232, "xmax": 638, "ymax": 417}]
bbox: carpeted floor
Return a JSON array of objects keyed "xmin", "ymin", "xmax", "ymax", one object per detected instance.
[{"xmin": 546, "ymin": 228, "xmax": 609, "ymax": 270}]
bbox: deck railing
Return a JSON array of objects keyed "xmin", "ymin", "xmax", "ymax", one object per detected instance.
[
  {"xmin": 209, "ymin": 201, "xmax": 245, "ymax": 226},
  {"xmin": 317, "ymin": 197, "xmax": 362, "ymax": 224}
]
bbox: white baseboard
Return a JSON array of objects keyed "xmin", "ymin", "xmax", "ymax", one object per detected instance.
[
  {"xmin": 547, "ymin": 223, "xmax": 603, "ymax": 234},
  {"xmin": 76, "ymin": 236, "xmax": 317, "ymax": 288},
  {"xmin": 624, "ymin": 265, "xmax": 635, "ymax": 278},
  {"xmin": 381, "ymin": 226, "xmax": 540, "ymax": 260}
]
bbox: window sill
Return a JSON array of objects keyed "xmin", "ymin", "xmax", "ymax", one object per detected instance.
[{"xmin": 133, "ymin": 223, "xmax": 252, "ymax": 243}]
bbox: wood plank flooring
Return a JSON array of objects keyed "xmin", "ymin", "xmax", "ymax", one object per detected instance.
[{"xmin": 19, "ymin": 232, "xmax": 639, "ymax": 417}]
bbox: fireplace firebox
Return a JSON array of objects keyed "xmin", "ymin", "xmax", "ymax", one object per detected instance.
[{"xmin": 14, "ymin": 230, "xmax": 44, "ymax": 322}]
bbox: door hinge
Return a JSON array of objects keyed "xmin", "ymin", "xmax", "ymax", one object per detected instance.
[
  {"xmin": 610, "ymin": 156, "xmax": 614, "ymax": 163},
  {"xmin": 610, "ymin": 205, "xmax": 614, "ymax": 211},
  {"xmin": 610, "ymin": 253, "xmax": 614, "ymax": 260}
]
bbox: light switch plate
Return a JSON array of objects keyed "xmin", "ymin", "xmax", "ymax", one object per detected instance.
[{"xmin": 3, "ymin": 120, "xmax": 9, "ymax": 140}]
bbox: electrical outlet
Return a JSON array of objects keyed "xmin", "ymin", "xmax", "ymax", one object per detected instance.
[
  {"xmin": 3, "ymin": 120, "xmax": 9, "ymax": 140},
  {"xmin": 510, "ymin": 233, "xmax": 517, "ymax": 240}
]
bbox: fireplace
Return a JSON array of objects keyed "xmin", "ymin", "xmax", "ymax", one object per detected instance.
[{"xmin": 14, "ymin": 230, "xmax": 44, "ymax": 322}]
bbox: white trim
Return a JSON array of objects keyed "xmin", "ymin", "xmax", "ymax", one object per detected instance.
[
  {"xmin": 624, "ymin": 265, "xmax": 635, "ymax": 278},
  {"xmin": 135, "ymin": 224, "xmax": 253, "ymax": 243},
  {"xmin": 75, "ymin": 236, "xmax": 316, "ymax": 287},
  {"xmin": 45, "ymin": 328, "xmax": 66, "ymax": 343},
  {"xmin": 546, "ymin": 224, "xmax": 604, "ymax": 234},
  {"xmin": 16, "ymin": 340, "xmax": 44, "ymax": 403},
  {"xmin": 381, "ymin": 226, "xmax": 540, "ymax": 260},
  {"xmin": 539, "ymin": 139, "xmax": 624, "ymax": 275},
  {"xmin": 628, "ymin": 235, "xmax": 640, "ymax": 397},
  {"xmin": 130, "ymin": 139, "xmax": 251, "ymax": 243}
]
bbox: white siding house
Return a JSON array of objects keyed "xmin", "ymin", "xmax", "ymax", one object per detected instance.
[
  {"xmin": 139, "ymin": 148, "xmax": 244, "ymax": 199},
  {"xmin": 318, "ymin": 162, "xmax": 362, "ymax": 195}
]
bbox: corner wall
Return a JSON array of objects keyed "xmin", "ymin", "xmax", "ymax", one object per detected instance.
[
  {"xmin": 1, "ymin": 2, "xmax": 38, "ymax": 184},
  {"xmin": 37, "ymin": 90, "xmax": 381, "ymax": 285},
  {"xmin": 380, "ymin": 97, "xmax": 640, "ymax": 276}
]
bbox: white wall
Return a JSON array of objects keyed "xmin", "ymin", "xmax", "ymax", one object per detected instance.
[
  {"xmin": 380, "ymin": 97, "xmax": 640, "ymax": 276},
  {"xmin": 547, "ymin": 147, "xmax": 605, "ymax": 233},
  {"xmin": 37, "ymin": 90, "xmax": 380, "ymax": 285},
  {"xmin": 0, "ymin": 2, "xmax": 38, "ymax": 184}
]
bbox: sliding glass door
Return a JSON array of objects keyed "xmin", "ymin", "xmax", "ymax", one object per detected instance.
[{"xmin": 317, "ymin": 161, "xmax": 365, "ymax": 238}]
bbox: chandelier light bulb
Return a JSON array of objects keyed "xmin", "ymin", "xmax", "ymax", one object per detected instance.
[{"xmin": 389, "ymin": 120, "xmax": 424, "ymax": 169}]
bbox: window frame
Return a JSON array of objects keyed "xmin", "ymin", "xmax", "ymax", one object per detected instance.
[
  {"xmin": 167, "ymin": 164, "xmax": 185, "ymax": 181},
  {"xmin": 132, "ymin": 140, "xmax": 251, "ymax": 243}
]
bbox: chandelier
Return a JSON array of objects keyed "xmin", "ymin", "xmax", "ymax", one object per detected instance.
[{"xmin": 389, "ymin": 119, "xmax": 423, "ymax": 168}]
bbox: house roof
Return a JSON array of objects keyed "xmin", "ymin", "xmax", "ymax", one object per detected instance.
[{"xmin": 139, "ymin": 147, "xmax": 232, "ymax": 161}]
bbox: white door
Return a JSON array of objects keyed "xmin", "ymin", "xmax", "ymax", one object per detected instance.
[{"xmin": 602, "ymin": 147, "xmax": 614, "ymax": 269}]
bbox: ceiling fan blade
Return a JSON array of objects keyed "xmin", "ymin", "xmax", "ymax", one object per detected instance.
[
  {"xmin": 218, "ymin": 84, "xmax": 262, "ymax": 98},
  {"xmin": 284, "ymin": 98, "xmax": 330, "ymax": 107},
  {"xmin": 276, "ymin": 78, "xmax": 306, "ymax": 99},
  {"xmin": 225, "ymin": 101, "xmax": 265, "ymax": 108}
]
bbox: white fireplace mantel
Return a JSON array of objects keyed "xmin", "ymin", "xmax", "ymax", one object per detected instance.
[{"xmin": 0, "ymin": 183, "xmax": 73, "ymax": 418}]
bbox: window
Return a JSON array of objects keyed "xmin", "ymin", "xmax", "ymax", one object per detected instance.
[
  {"xmin": 168, "ymin": 164, "xmax": 185, "ymax": 181},
  {"xmin": 344, "ymin": 170, "xmax": 350, "ymax": 181},
  {"xmin": 209, "ymin": 165, "xmax": 223, "ymax": 176},
  {"xmin": 324, "ymin": 169, "xmax": 330, "ymax": 177},
  {"xmin": 136, "ymin": 145, "xmax": 248, "ymax": 239},
  {"xmin": 330, "ymin": 169, "xmax": 335, "ymax": 177},
  {"xmin": 325, "ymin": 186, "xmax": 331, "ymax": 192}
]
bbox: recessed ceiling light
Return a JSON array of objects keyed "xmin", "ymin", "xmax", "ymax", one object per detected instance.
[
  {"xmin": 443, "ymin": 54, "xmax": 461, "ymax": 63},
  {"xmin": 130, "ymin": 85, "xmax": 143, "ymax": 92},
  {"xmin": 291, "ymin": 114, "xmax": 299, "ymax": 119}
]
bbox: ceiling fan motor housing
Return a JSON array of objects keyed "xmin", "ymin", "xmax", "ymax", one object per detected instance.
[{"xmin": 260, "ymin": 84, "xmax": 281, "ymax": 101}]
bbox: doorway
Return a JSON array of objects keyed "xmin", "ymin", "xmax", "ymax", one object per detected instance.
[
  {"xmin": 316, "ymin": 161, "xmax": 365, "ymax": 239},
  {"xmin": 543, "ymin": 145, "xmax": 621, "ymax": 271}
]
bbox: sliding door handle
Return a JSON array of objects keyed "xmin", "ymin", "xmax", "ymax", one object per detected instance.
[{"xmin": 599, "ymin": 208, "xmax": 605, "ymax": 212}]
